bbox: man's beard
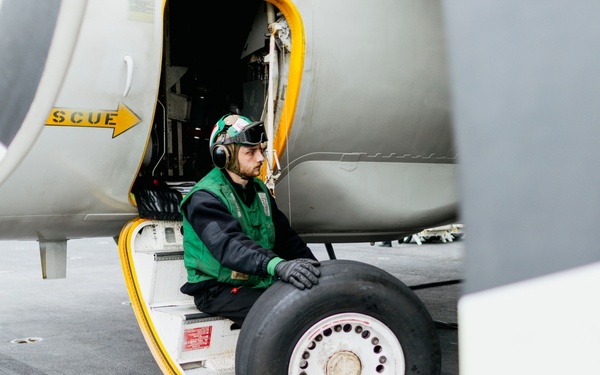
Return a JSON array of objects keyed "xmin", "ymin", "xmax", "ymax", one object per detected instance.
[
  {"xmin": 228, "ymin": 160, "xmax": 249, "ymax": 180},
  {"xmin": 228, "ymin": 155, "xmax": 253, "ymax": 180},
  {"xmin": 236, "ymin": 163, "xmax": 259, "ymax": 180}
]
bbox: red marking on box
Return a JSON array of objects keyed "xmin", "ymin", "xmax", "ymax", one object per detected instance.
[{"xmin": 184, "ymin": 326, "xmax": 212, "ymax": 351}]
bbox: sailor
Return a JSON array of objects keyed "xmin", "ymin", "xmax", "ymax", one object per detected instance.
[{"xmin": 179, "ymin": 114, "xmax": 320, "ymax": 327}]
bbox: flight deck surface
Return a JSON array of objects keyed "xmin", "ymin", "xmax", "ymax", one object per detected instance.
[{"xmin": 0, "ymin": 238, "xmax": 461, "ymax": 375}]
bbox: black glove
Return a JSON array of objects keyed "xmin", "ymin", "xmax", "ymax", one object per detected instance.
[{"xmin": 274, "ymin": 258, "xmax": 321, "ymax": 290}]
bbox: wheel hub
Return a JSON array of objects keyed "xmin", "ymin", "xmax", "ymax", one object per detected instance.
[
  {"xmin": 288, "ymin": 312, "xmax": 405, "ymax": 374},
  {"xmin": 326, "ymin": 350, "xmax": 361, "ymax": 374}
]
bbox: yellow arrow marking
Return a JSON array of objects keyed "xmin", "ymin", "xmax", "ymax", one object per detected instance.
[{"xmin": 45, "ymin": 103, "xmax": 141, "ymax": 138}]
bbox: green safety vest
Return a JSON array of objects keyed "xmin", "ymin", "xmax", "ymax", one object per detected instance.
[{"xmin": 181, "ymin": 168, "xmax": 276, "ymax": 289}]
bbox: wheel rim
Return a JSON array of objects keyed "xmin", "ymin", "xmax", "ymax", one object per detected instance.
[{"xmin": 288, "ymin": 312, "xmax": 406, "ymax": 374}]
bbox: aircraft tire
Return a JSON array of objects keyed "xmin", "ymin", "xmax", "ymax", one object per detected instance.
[{"xmin": 235, "ymin": 259, "xmax": 441, "ymax": 375}]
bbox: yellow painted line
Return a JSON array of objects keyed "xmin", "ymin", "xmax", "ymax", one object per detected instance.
[
  {"xmin": 118, "ymin": 218, "xmax": 182, "ymax": 375},
  {"xmin": 46, "ymin": 102, "xmax": 141, "ymax": 138}
]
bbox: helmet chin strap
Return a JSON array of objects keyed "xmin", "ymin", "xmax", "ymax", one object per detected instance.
[
  {"xmin": 225, "ymin": 144, "xmax": 251, "ymax": 181},
  {"xmin": 228, "ymin": 167, "xmax": 251, "ymax": 181}
]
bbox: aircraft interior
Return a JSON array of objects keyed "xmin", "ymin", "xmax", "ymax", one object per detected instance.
[{"xmin": 140, "ymin": 0, "xmax": 276, "ymax": 188}]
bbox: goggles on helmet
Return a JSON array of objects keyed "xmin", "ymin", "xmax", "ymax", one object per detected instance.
[{"xmin": 222, "ymin": 121, "xmax": 267, "ymax": 146}]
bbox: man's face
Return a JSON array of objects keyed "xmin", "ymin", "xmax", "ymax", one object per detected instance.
[{"xmin": 237, "ymin": 144, "xmax": 265, "ymax": 178}]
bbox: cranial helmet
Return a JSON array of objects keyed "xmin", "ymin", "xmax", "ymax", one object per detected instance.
[{"xmin": 209, "ymin": 114, "xmax": 267, "ymax": 170}]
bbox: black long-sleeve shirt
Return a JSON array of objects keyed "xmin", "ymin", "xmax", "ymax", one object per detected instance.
[{"xmin": 182, "ymin": 171, "xmax": 316, "ymax": 280}]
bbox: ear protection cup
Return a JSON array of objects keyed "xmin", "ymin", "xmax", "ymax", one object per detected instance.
[
  {"xmin": 211, "ymin": 129, "xmax": 231, "ymax": 169},
  {"xmin": 211, "ymin": 144, "xmax": 230, "ymax": 169}
]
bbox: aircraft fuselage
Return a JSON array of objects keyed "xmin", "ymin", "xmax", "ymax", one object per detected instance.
[{"xmin": 0, "ymin": 0, "xmax": 457, "ymax": 243}]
